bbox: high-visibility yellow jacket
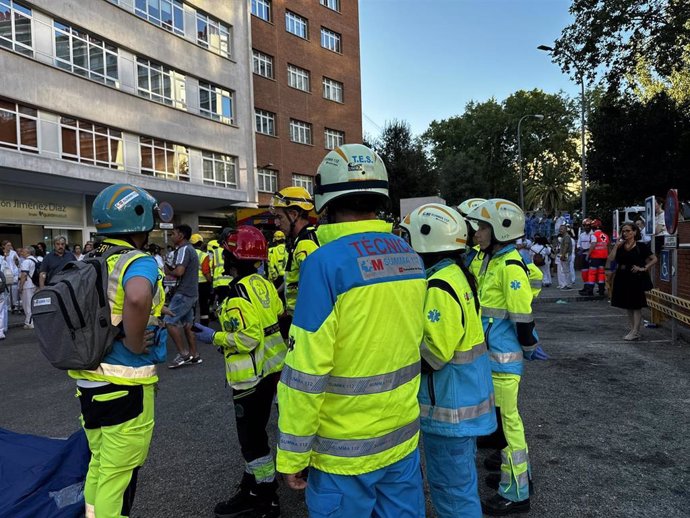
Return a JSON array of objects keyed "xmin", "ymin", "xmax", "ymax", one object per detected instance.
[
  {"xmin": 196, "ymin": 248, "xmax": 210, "ymax": 283},
  {"xmin": 69, "ymin": 238, "xmax": 165, "ymax": 385},
  {"xmin": 267, "ymin": 243, "xmax": 287, "ymax": 282},
  {"xmin": 418, "ymin": 259, "xmax": 496, "ymax": 437},
  {"xmin": 213, "ymin": 273, "xmax": 286, "ymax": 390},
  {"xmin": 284, "ymin": 226, "xmax": 319, "ymax": 315},
  {"xmin": 210, "ymin": 246, "xmax": 232, "ymax": 289},
  {"xmin": 469, "ymin": 245, "xmax": 538, "ymax": 375},
  {"xmin": 277, "ymin": 220, "xmax": 427, "ymax": 475}
]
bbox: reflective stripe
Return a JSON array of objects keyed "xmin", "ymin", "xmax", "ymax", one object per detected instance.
[
  {"xmin": 481, "ymin": 307, "xmax": 507, "ymax": 319},
  {"xmin": 85, "ymin": 503, "xmax": 95, "ymax": 518},
  {"xmin": 280, "ymin": 418, "xmax": 420, "ymax": 458},
  {"xmin": 521, "ymin": 344, "xmax": 537, "ymax": 353},
  {"xmin": 92, "ymin": 363, "xmax": 156, "ymax": 380},
  {"xmin": 236, "ymin": 332, "xmax": 260, "ymax": 349},
  {"xmin": 511, "ymin": 448, "xmax": 529, "ymax": 465},
  {"xmin": 247, "ymin": 453, "xmax": 275, "ymax": 483},
  {"xmin": 450, "ymin": 341, "xmax": 487, "ymax": 364},
  {"xmin": 420, "ymin": 393, "xmax": 494, "ymax": 423},
  {"xmin": 499, "ymin": 470, "xmax": 529, "ymax": 489},
  {"xmin": 508, "ymin": 311, "xmax": 533, "ymax": 323},
  {"xmin": 420, "ymin": 341, "xmax": 446, "ymax": 371},
  {"xmin": 530, "ymin": 280, "xmax": 542, "ymax": 288},
  {"xmin": 281, "ymin": 363, "xmax": 420, "ymax": 396},
  {"xmin": 490, "ymin": 351, "xmax": 523, "ymax": 364}
]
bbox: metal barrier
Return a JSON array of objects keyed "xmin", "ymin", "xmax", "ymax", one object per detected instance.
[{"xmin": 646, "ymin": 289, "xmax": 690, "ymax": 327}]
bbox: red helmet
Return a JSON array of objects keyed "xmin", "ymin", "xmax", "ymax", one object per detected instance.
[
  {"xmin": 222, "ymin": 226, "xmax": 267, "ymax": 260},
  {"xmin": 591, "ymin": 218, "xmax": 602, "ymax": 229}
]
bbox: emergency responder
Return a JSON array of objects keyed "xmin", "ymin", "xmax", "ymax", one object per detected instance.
[
  {"xmin": 209, "ymin": 236, "xmax": 233, "ymax": 306},
  {"xmin": 190, "ymin": 234, "xmax": 212, "ymax": 326},
  {"xmin": 458, "ymin": 197, "xmax": 486, "ymax": 251},
  {"xmin": 192, "ymin": 226, "xmax": 286, "ymax": 518},
  {"xmin": 74, "ymin": 183, "xmax": 167, "ymax": 518},
  {"xmin": 583, "ymin": 219, "xmax": 609, "ymax": 297},
  {"xmin": 277, "ymin": 144, "xmax": 427, "ymax": 517},
  {"xmin": 267, "ymin": 230, "xmax": 287, "ymax": 290},
  {"xmin": 269, "ymin": 187, "xmax": 319, "ymax": 337},
  {"xmin": 400, "ymin": 203, "xmax": 496, "ymax": 518},
  {"xmin": 466, "ymin": 198, "xmax": 544, "ymax": 515}
]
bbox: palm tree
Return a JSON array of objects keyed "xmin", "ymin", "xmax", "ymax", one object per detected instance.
[{"xmin": 524, "ymin": 154, "xmax": 576, "ymax": 212}]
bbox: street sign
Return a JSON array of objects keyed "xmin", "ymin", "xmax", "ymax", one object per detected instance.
[
  {"xmin": 665, "ymin": 189, "xmax": 679, "ymax": 235},
  {"xmin": 660, "ymin": 250, "xmax": 670, "ymax": 282},
  {"xmin": 645, "ymin": 196, "xmax": 655, "ymax": 235},
  {"xmin": 159, "ymin": 222, "xmax": 174, "ymax": 229},
  {"xmin": 664, "ymin": 235, "xmax": 678, "ymax": 248},
  {"xmin": 158, "ymin": 201, "xmax": 174, "ymax": 223}
]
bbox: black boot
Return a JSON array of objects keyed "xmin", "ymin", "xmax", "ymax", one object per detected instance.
[
  {"xmin": 214, "ymin": 472, "xmax": 258, "ymax": 518},
  {"xmin": 253, "ymin": 480, "xmax": 280, "ymax": 518},
  {"xmin": 484, "ymin": 450, "xmax": 502, "ymax": 471},
  {"xmin": 482, "ymin": 494, "xmax": 530, "ymax": 515},
  {"xmin": 597, "ymin": 283, "xmax": 606, "ymax": 296},
  {"xmin": 578, "ymin": 284, "xmax": 594, "ymax": 296}
]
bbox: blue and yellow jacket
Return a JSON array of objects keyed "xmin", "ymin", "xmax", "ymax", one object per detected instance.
[
  {"xmin": 469, "ymin": 245, "xmax": 538, "ymax": 376},
  {"xmin": 418, "ymin": 259, "xmax": 496, "ymax": 437},
  {"xmin": 276, "ymin": 220, "xmax": 427, "ymax": 476}
]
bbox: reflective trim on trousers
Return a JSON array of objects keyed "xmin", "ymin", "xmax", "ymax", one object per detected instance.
[
  {"xmin": 490, "ymin": 351, "xmax": 523, "ymax": 364},
  {"xmin": 420, "ymin": 393, "xmax": 494, "ymax": 424},
  {"xmin": 504, "ymin": 448, "xmax": 529, "ymax": 466},
  {"xmin": 91, "ymin": 363, "xmax": 156, "ymax": 380},
  {"xmin": 279, "ymin": 418, "xmax": 419, "ymax": 458},
  {"xmin": 280, "ymin": 362, "xmax": 420, "ymax": 396},
  {"xmin": 247, "ymin": 453, "xmax": 276, "ymax": 483},
  {"xmin": 500, "ymin": 470, "xmax": 529, "ymax": 489}
]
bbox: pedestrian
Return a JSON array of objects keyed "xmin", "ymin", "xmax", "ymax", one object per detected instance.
[
  {"xmin": 635, "ymin": 218, "xmax": 651, "ymax": 244},
  {"xmin": 400, "ymin": 204, "xmax": 496, "ymax": 518},
  {"xmin": 555, "ymin": 224, "xmax": 573, "ymax": 290},
  {"xmin": 83, "ymin": 240, "xmax": 95, "ymax": 255},
  {"xmin": 73, "ymin": 244, "xmax": 84, "ymax": 261},
  {"xmin": 193, "ymin": 226, "xmax": 286, "ymax": 518},
  {"xmin": 35, "ymin": 242, "xmax": 46, "ymax": 261},
  {"xmin": 18, "ymin": 246, "xmax": 38, "ymax": 329},
  {"xmin": 582, "ymin": 219, "xmax": 610, "ymax": 296},
  {"xmin": 609, "ymin": 222, "xmax": 657, "ymax": 340},
  {"xmin": 529, "ymin": 235, "xmax": 552, "ymax": 287},
  {"xmin": 190, "ymin": 234, "xmax": 212, "ymax": 326},
  {"xmin": 568, "ymin": 226, "xmax": 577, "ymax": 286},
  {"xmin": 270, "ymin": 187, "xmax": 319, "ymax": 337},
  {"xmin": 2, "ymin": 240, "xmax": 20, "ymax": 312},
  {"xmin": 73, "ymin": 183, "xmax": 168, "ymax": 518},
  {"xmin": 39, "ymin": 236, "xmax": 76, "ymax": 289},
  {"xmin": 0, "ymin": 253, "xmax": 9, "ymax": 340},
  {"xmin": 466, "ymin": 199, "xmax": 542, "ymax": 515},
  {"xmin": 165, "ymin": 224, "xmax": 202, "ymax": 368},
  {"xmin": 148, "ymin": 244, "xmax": 165, "ymax": 270},
  {"xmin": 277, "ymin": 144, "xmax": 428, "ymax": 518},
  {"xmin": 576, "ymin": 219, "xmax": 593, "ymax": 294}
]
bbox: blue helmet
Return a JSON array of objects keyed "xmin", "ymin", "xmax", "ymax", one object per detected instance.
[{"xmin": 92, "ymin": 183, "xmax": 158, "ymax": 235}]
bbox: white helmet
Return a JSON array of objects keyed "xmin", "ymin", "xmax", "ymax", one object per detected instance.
[
  {"xmin": 314, "ymin": 144, "xmax": 389, "ymax": 213},
  {"xmin": 458, "ymin": 198, "xmax": 487, "ymax": 230},
  {"xmin": 466, "ymin": 198, "xmax": 525, "ymax": 242},
  {"xmin": 399, "ymin": 204, "xmax": 468, "ymax": 254}
]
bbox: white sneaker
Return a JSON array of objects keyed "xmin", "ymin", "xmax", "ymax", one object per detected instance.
[
  {"xmin": 0, "ymin": 334, "xmax": 5, "ymax": 340},
  {"xmin": 23, "ymin": 324, "xmax": 34, "ymax": 330}
]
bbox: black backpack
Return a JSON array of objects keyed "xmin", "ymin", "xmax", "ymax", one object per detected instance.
[
  {"xmin": 28, "ymin": 257, "xmax": 40, "ymax": 286},
  {"xmin": 31, "ymin": 247, "xmax": 129, "ymax": 370}
]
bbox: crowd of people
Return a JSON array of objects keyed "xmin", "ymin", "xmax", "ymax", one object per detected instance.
[{"xmin": 3, "ymin": 144, "xmax": 664, "ymax": 518}]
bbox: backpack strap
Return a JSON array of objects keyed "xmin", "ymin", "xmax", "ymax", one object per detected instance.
[
  {"xmin": 505, "ymin": 258, "xmax": 530, "ymax": 277},
  {"xmin": 427, "ymin": 277, "xmax": 481, "ymax": 328}
]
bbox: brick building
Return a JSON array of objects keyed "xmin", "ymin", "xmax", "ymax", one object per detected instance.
[{"xmin": 250, "ymin": 0, "xmax": 362, "ymax": 207}]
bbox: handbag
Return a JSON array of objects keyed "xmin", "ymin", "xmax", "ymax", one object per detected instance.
[{"xmin": 532, "ymin": 246, "xmax": 546, "ymax": 267}]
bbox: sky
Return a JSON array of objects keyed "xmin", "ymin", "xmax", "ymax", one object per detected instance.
[{"xmin": 359, "ymin": 0, "xmax": 578, "ymax": 138}]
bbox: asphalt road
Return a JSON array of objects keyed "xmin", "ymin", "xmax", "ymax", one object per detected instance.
[{"xmin": 1, "ymin": 297, "xmax": 689, "ymax": 517}]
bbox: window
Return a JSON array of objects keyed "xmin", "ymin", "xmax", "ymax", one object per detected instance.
[
  {"xmin": 287, "ymin": 64, "xmax": 310, "ymax": 92},
  {"xmin": 202, "ymin": 152, "xmax": 237, "ymax": 188},
  {"xmin": 53, "ymin": 22, "xmax": 119, "ymax": 86},
  {"xmin": 292, "ymin": 174, "xmax": 314, "ymax": 195},
  {"xmin": 251, "ymin": 0, "xmax": 271, "ymax": 22},
  {"xmin": 321, "ymin": 27, "xmax": 341, "ymax": 52},
  {"xmin": 139, "ymin": 137, "xmax": 189, "ymax": 181},
  {"xmin": 0, "ymin": 99, "xmax": 38, "ymax": 152},
  {"xmin": 60, "ymin": 117, "xmax": 124, "ymax": 169},
  {"xmin": 255, "ymin": 109, "xmax": 275, "ymax": 136},
  {"xmin": 198, "ymin": 82, "xmax": 233, "ymax": 124},
  {"xmin": 322, "ymin": 77, "xmax": 343, "ymax": 102},
  {"xmin": 136, "ymin": 57, "xmax": 186, "ymax": 108},
  {"xmin": 285, "ymin": 11, "xmax": 307, "ymax": 39},
  {"xmin": 134, "ymin": 0, "xmax": 184, "ymax": 35},
  {"xmin": 0, "ymin": 0, "xmax": 33, "ymax": 56},
  {"xmin": 253, "ymin": 50, "xmax": 274, "ymax": 79},
  {"xmin": 196, "ymin": 11, "xmax": 231, "ymax": 58},
  {"xmin": 324, "ymin": 128, "xmax": 344, "ymax": 150},
  {"xmin": 320, "ymin": 0, "xmax": 340, "ymax": 11},
  {"xmin": 258, "ymin": 168, "xmax": 278, "ymax": 193},
  {"xmin": 289, "ymin": 119, "xmax": 312, "ymax": 145}
]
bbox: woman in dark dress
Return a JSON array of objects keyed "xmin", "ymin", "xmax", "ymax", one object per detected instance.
[{"xmin": 609, "ymin": 222, "xmax": 657, "ymax": 340}]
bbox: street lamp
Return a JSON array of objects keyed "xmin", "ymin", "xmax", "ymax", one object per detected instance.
[
  {"xmin": 538, "ymin": 44, "xmax": 587, "ymax": 218},
  {"xmin": 517, "ymin": 114, "xmax": 544, "ymax": 210}
]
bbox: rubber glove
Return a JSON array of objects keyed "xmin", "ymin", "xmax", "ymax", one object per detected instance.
[
  {"xmin": 192, "ymin": 323, "xmax": 216, "ymax": 344},
  {"xmin": 525, "ymin": 345, "xmax": 549, "ymax": 361}
]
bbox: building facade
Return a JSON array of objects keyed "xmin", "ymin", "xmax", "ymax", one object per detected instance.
[
  {"xmin": 250, "ymin": 0, "xmax": 362, "ymax": 207},
  {"xmin": 0, "ymin": 0, "xmax": 256, "ymax": 248}
]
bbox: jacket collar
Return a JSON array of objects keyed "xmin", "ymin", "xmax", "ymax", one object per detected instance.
[
  {"xmin": 425, "ymin": 258, "xmax": 455, "ymax": 278},
  {"xmin": 316, "ymin": 220, "xmax": 393, "ymax": 246}
]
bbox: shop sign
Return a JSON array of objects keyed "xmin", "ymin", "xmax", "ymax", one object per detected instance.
[{"xmin": 0, "ymin": 187, "xmax": 82, "ymax": 226}]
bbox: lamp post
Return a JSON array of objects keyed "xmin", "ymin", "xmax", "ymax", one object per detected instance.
[
  {"xmin": 517, "ymin": 114, "xmax": 544, "ymax": 210},
  {"xmin": 538, "ymin": 44, "xmax": 587, "ymax": 218}
]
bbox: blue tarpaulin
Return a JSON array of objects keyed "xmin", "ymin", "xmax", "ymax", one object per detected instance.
[{"xmin": 0, "ymin": 428, "xmax": 89, "ymax": 518}]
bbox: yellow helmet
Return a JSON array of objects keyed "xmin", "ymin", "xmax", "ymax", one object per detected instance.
[
  {"xmin": 270, "ymin": 186, "xmax": 314, "ymax": 212},
  {"xmin": 189, "ymin": 233, "xmax": 204, "ymax": 245},
  {"xmin": 273, "ymin": 230, "xmax": 286, "ymax": 241}
]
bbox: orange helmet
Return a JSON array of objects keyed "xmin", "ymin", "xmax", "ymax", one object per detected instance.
[{"xmin": 222, "ymin": 226, "xmax": 267, "ymax": 261}]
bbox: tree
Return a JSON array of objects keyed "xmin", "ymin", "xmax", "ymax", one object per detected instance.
[
  {"xmin": 554, "ymin": 0, "xmax": 690, "ymax": 89},
  {"xmin": 524, "ymin": 153, "xmax": 577, "ymax": 213},
  {"xmin": 370, "ymin": 120, "xmax": 434, "ymax": 217}
]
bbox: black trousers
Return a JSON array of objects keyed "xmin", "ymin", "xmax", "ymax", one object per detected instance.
[
  {"xmin": 198, "ymin": 282, "xmax": 211, "ymax": 322},
  {"xmin": 233, "ymin": 372, "xmax": 280, "ymax": 462}
]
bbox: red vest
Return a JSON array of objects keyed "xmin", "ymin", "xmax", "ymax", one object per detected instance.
[{"xmin": 590, "ymin": 230, "xmax": 609, "ymax": 259}]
